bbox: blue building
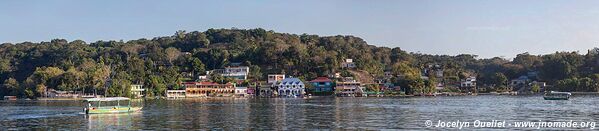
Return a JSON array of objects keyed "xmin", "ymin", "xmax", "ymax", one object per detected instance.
[{"xmin": 309, "ymin": 77, "xmax": 334, "ymax": 96}]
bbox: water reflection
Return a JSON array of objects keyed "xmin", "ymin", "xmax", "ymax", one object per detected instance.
[
  {"xmin": 86, "ymin": 112, "xmax": 142, "ymax": 130},
  {"xmin": 1, "ymin": 95, "xmax": 599, "ymax": 130}
]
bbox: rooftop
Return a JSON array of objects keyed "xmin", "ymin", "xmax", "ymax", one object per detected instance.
[
  {"xmin": 280, "ymin": 78, "xmax": 304, "ymax": 85},
  {"xmin": 310, "ymin": 77, "xmax": 332, "ymax": 83}
]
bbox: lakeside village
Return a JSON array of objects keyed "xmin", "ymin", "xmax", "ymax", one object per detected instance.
[{"xmin": 5, "ymin": 59, "xmax": 550, "ymax": 100}]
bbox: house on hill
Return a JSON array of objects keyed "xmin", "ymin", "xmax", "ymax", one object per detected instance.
[
  {"xmin": 267, "ymin": 74, "xmax": 286, "ymax": 84},
  {"xmin": 341, "ymin": 59, "xmax": 356, "ymax": 68},
  {"xmin": 223, "ymin": 66, "xmax": 249, "ymax": 80},
  {"xmin": 460, "ymin": 76, "xmax": 476, "ymax": 88},
  {"xmin": 206, "ymin": 63, "xmax": 250, "ymax": 80}
]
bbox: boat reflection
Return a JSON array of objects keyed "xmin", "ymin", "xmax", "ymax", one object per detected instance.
[{"xmin": 86, "ymin": 112, "xmax": 142, "ymax": 130}]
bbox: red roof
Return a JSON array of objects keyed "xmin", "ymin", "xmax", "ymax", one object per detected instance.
[
  {"xmin": 181, "ymin": 81, "xmax": 232, "ymax": 85},
  {"xmin": 310, "ymin": 77, "xmax": 332, "ymax": 83}
]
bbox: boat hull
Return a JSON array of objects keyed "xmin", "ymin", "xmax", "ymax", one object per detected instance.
[
  {"xmin": 86, "ymin": 107, "xmax": 142, "ymax": 114},
  {"xmin": 543, "ymin": 91, "xmax": 571, "ymax": 100},
  {"xmin": 544, "ymin": 97, "xmax": 569, "ymax": 100}
]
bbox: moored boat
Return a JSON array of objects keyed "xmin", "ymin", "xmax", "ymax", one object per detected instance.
[
  {"xmin": 3, "ymin": 96, "xmax": 17, "ymax": 100},
  {"xmin": 84, "ymin": 97, "xmax": 142, "ymax": 114},
  {"xmin": 543, "ymin": 91, "xmax": 571, "ymax": 100}
]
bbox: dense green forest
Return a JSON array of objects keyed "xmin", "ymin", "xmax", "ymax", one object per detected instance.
[{"xmin": 1, "ymin": 28, "xmax": 599, "ymax": 98}]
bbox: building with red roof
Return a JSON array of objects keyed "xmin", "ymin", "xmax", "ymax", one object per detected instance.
[
  {"xmin": 182, "ymin": 82, "xmax": 235, "ymax": 97},
  {"xmin": 308, "ymin": 77, "xmax": 334, "ymax": 96}
]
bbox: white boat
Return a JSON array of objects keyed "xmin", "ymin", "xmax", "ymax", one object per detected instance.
[
  {"xmin": 84, "ymin": 97, "xmax": 143, "ymax": 114},
  {"xmin": 543, "ymin": 91, "xmax": 571, "ymax": 100}
]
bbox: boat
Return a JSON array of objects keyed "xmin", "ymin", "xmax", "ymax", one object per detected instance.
[
  {"xmin": 83, "ymin": 97, "xmax": 142, "ymax": 114},
  {"xmin": 3, "ymin": 96, "xmax": 17, "ymax": 100},
  {"xmin": 543, "ymin": 91, "xmax": 571, "ymax": 100}
]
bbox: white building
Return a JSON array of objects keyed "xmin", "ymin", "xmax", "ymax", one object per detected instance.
[
  {"xmin": 130, "ymin": 84, "xmax": 145, "ymax": 98},
  {"xmin": 198, "ymin": 75, "xmax": 208, "ymax": 81},
  {"xmin": 223, "ymin": 66, "xmax": 249, "ymax": 80},
  {"xmin": 341, "ymin": 59, "xmax": 356, "ymax": 68},
  {"xmin": 267, "ymin": 74, "xmax": 286, "ymax": 84},
  {"xmin": 276, "ymin": 78, "xmax": 305, "ymax": 97},
  {"xmin": 207, "ymin": 66, "xmax": 250, "ymax": 80},
  {"xmin": 235, "ymin": 87, "xmax": 248, "ymax": 97},
  {"xmin": 460, "ymin": 76, "xmax": 477, "ymax": 87},
  {"xmin": 328, "ymin": 72, "xmax": 341, "ymax": 78},
  {"xmin": 166, "ymin": 90, "xmax": 186, "ymax": 99}
]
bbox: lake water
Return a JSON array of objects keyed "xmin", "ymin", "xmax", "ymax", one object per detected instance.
[{"xmin": 1, "ymin": 95, "xmax": 599, "ymax": 130}]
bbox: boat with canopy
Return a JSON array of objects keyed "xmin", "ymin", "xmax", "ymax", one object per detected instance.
[
  {"xmin": 84, "ymin": 97, "xmax": 142, "ymax": 114},
  {"xmin": 543, "ymin": 91, "xmax": 571, "ymax": 100}
]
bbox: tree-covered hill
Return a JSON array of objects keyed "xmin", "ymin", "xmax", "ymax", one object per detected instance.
[{"xmin": 1, "ymin": 28, "xmax": 599, "ymax": 98}]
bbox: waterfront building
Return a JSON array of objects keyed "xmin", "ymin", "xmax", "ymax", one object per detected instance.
[
  {"xmin": 276, "ymin": 78, "xmax": 305, "ymax": 97},
  {"xmin": 130, "ymin": 84, "xmax": 145, "ymax": 98},
  {"xmin": 335, "ymin": 80, "xmax": 364, "ymax": 97},
  {"xmin": 166, "ymin": 90, "xmax": 186, "ymax": 98},
  {"xmin": 246, "ymin": 85, "xmax": 256, "ymax": 96},
  {"xmin": 267, "ymin": 74, "xmax": 286, "ymax": 84},
  {"xmin": 309, "ymin": 77, "xmax": 334, "ymax": 96},
  {"xmin": 460, "ymin": 76, "xmax": 477, "ymax": 88},
  {"xmin": 183, "ymin": 82, "xmax": 235, "ymax": 97},
  {"xmin": 235, "ymin": 87, "xmax": 248, "ymax": 97},
  {"xmin": 255, "ymin": 82, "xmax": 274, "ymax": 97}
]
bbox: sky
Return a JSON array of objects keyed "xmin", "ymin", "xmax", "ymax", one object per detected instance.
[{"xmin": 1, "ymin": 0, "xmax": 599, "ymax": 58}]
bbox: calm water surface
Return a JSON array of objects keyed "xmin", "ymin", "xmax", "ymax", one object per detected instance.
[{"xmin": 1, "ymin": 95, "xmax": 599, "ymax": 130}]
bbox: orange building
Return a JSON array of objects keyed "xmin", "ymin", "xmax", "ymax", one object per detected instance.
[{"xmin": 183, "ymin": 82, "xmax": 235, "ymax": 97}]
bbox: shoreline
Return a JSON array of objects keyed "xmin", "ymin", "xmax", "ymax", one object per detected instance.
[{"xmin": 8, "ymin": 92, "xmax": 596, "ymax": 101}]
